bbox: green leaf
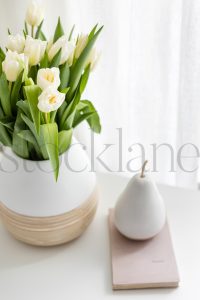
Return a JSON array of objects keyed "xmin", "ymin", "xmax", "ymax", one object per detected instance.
[
  {"xmin": 28, "ymin": 65, "xmax": 38, "ymax": 82},
  {"xmin": 53, "ymin": 17, "xmax": 64, "ymax": 43},
  {"xmin": 21, "ymin": 113, "xmax": 48, "ymax": 159},
  {"xmin": 40, "ymin": 51, "xmax": 49, "ymax": 68},
  {"xmin": 24, "ymin": 22, "xmax": 28, "ymax": 35},
  {"xmin": 27, "ymin": 141, "xmax": 37, "ymax": 160},
  {"xmin": 12, "ymin": 112, "xmax": 29, "ymax": 158},
  {"xmin": 11, "ymin": 71, "xmax": 23, "ymax": 114},
  {"xmin": 88, "ymin": 24, "xmax": 98, "ymax": 41},
  {"xmin": 68, "ymin": 25, "xmax": 75, "ymax": 41},
  {"xmin": 35, "ymin": 20, "xmax": 47, "ymax": 41},
  {"xmin": 17, "ymin": 100, "xmax": 31, "ymax": 119},
  {"xmin": 17, "ymin": 129, "xmax": 42, "ymax": 159},
  {"xmin": 41, "ymin": 123, "xmax": 59, "ymax": 180},
  {"xmin": 0, "ymin": 105, "xmax": 4, "ymax": 117},
  {"xmin": 50, "ymin": 48, "xmax": 62, "ymax": 67},
  {"xmin": 73, "ymin": 111, "xmax": 94, "ymax": 128},
  {"xmin": 22, "ymin": 63, "xmax": 29, "ymax": 83},
  {"xmin": 24, "ymin": 85, "xmax": 41, "ymax": 134},
  {"xmin": 0, "ymin": 125, "xmax": 11, "ymax": 146},
  {"xmin": 64, "ymin": 110, "xmax": 76, "ymax": 130},
  {"xmin": 79, "ymin": 64, "xmax": 90, "ymax": 94},
  {"xmin": 60, "ymin": 91, "xmax": 81, "ymax": 129},
  {"xmin": 0, "ymin": 47, "xmax": 5, "ymax": 61},
  {"xmin": 35, "ymin": 20, "xmax": 44, "ymax": 39},
  {"xmin": 0, "ymin": 48, "xmax": 5, "ymax": 75},
  {"xmin": 0, "ymin": 116, "xmax": 15, "ymax": 131},
  {"xmin": 23, "ymin": 30, "xmax": 27, "ymax": 39},
  {"xmin": 21, "ymin": 113, "xmax": 35, "ymax": 133},
  {"xmin": 61, "ymin": 87, "xmax": 70, "ymax": 94},
  {"xmin": 25, "ymin": 77, "xmax": 34, "ymax": 86},
  {"xmin": 76, "ymin": 100, "xmax": 101, "ymax": 133},
  {"xmin": 18, "ymin": 129, "xmax": 36, "ymax": 144},
  {"xmin": 38, "ymin": 31, "xmax": 47, "ymax": 41},
  {"xmin": 68, "ymin": 26, "xmax": 103, "ymax": 100},
  {"xmin": 83, "ymin": 100, "xmax": 101, "ymax": 133},
  {"xmin": 57, "ymin": 101, "xmax": 67, "ymax": 126},
  {"xmin": 0, "ymin": 73, "xmax": 12, "ymax": 116},
  {"xmin": 59, "ymin": 63, "xmax": 70, "ymax": 90},
  {"xmin": 0, "ymin": 106, "xmax": 12, "ymax": 146},
  {"xmin": 58, "ymin": 129, "xmax": 72, "ymax": 154}
]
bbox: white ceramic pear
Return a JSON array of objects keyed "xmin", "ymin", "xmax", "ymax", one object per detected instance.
[{"xmin": 114, "ymin": 161, "xmax": 166, "ymax": 240}]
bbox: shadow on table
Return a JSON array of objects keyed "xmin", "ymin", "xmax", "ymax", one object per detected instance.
[{"xmin": 0, "ymin": 222, "xmax": 79, "ymax": 270}]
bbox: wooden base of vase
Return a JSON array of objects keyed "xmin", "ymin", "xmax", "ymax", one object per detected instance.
[{"xmin": 0, "ymin": 188, "xmax": 98, "ymax": 246}]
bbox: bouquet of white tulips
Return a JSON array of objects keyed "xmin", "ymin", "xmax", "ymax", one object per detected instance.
[{"xmin": 0, "ymin": 1, "xmax": 102, "ymax": 180}]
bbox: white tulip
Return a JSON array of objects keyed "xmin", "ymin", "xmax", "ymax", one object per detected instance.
[
  {"xmin": 48, "ymin": 35, "xmax": 75, "ymax": 65},
  {"xmin": 74, "ymin": 34, "xmax": 88, "ymax": 59},
  {"xmin": 25, "ymin": 1, "xmax": 44, "ymax": 27},
  {"xmin": 37, "ymin": 67, "xmax": 60, "ymax": 90},
  {"xmin": 38, "ymin": 86, "xmax": 65, "ymax": 113},
  {"xmin": 2, "ymin": 50, "xmax": 26, "ymax": 82},
  {"xmin": 24, "ymin": 36, "xmax": 47, "ymax": 66},
  {"xmin": 6, "ymin": 34, "xmax": 25, "ymax": 54},
  {"xmin": 85, "ymin": 48, "xmax": 101, "ymax": 71}
]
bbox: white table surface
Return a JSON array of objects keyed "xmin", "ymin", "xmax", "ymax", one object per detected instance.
[{"xmin": 0, "ymin": 172, "xmax": 200, "ymax": 300}]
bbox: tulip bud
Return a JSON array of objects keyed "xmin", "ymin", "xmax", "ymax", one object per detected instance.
[
  {"xmin": 2, "ymin": 50, "xmax": 26, "ymax": 82},
  {"xmin": 25, "ymin": 1, "xmax": 44, "ymax": 27},
  {"xmin": 37, "ymin": 67, "xmax": 60, "ymax": 90},
  {"xmin": 74, "ymin": 34, "xmax": 88, "ymax": 59},
  {"xmin": 38, "ymin": 86, "xmax": 65, "ymax": 113},
  {"xmin": 6, "ymin": 34, "xmax": 25, "ymax": 54},
  {"xmin": 85, "ymin": 48, "xmax": 101, "ymax": 71},
  {"xmin": 48, "ymin": 35, "xmax": 75, "ymax": 65},
  {"xmin": 24, "ymin": 36, "xmax": 47, "ymax": 66}
]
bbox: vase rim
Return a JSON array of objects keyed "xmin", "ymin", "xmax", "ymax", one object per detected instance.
[{"xmin": 0, "ymin": 136, "xmax": 80, "ymax": 165}]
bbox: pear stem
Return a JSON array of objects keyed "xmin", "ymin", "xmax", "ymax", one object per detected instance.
[{"xmin": 140, "ymin": 160, "xmax": 148, "ymax": 178}]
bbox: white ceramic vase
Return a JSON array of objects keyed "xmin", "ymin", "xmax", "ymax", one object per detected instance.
[
  {"xmin": 0, "ymin": 138, "xmax": 98, "ymax": 246},
  {"xmin": 114, "ymin": 171, "xmax": 166, "ymax": 240}
]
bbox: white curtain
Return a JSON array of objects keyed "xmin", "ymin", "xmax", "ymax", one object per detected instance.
[{"xmin": 0, "ymin": 0, "xmax": 200, "ymax": 188}]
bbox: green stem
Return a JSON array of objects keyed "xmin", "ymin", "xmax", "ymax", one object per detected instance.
[
  {"xmin": 50, "ymin": 111, "xmax": 57, "ymax": 123},
  {"xmin": 44, "ymin": 113, "xmax": 49, "ymax": 124},
  {"xmin": 8, "ymin": 81, "xmax": 12, "ymax": 92},
  {"xmin": 41, "ymin": 113, "xmax": 45, "ymax": 124},
  {"xmin": 31, "ymin": 25, "xmax": 34, "ymax": 38}
]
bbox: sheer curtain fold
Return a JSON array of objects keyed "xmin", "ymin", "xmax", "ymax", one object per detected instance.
[{"xmin": 0, "ymin": 0, "xmax": 199, "ymax": 188}]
